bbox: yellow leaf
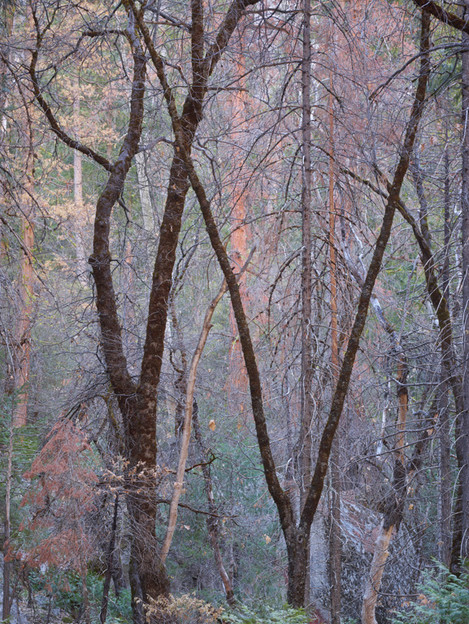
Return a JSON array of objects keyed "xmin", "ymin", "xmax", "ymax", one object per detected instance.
[
  {"xmin": 264, "ymin": 534, "xmax": 271, "ymax": 544},
  {"xmin": 208, "ymin": 419, "xmax": 216, "ymax": 431}
]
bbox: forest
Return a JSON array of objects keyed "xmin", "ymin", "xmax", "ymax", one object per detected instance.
[{"xmin": 1, "ymin": 0, "xmax": 469, "ymax": 622}]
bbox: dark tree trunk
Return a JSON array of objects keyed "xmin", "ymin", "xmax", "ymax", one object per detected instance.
[{"xmin": 285, "ymin": 529, "xmax": 309, "ymax": 608}]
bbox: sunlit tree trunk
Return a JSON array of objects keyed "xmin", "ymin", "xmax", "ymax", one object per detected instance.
[
  {"xmin": 228, "ymin": 47, "xmax": 249, "ymax": 426},
  {"xmin": 10, "ymin": 193, "xmax": 34, "ymax": 428}
]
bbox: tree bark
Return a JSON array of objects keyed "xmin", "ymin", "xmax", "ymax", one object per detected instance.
[
  {"xmin": 298, "ymin": 0, "xmax": 314, "ymax": 509},
  {"xmin": 100, "ymin": 495, "xmax": 120, "ymax": 624},
  {"xmin": 73, "ymin": 81, "xmax": 88, "ymax": 286},
  {"xmin": 361, "ymin": 354, "xmax": 408, "ymax": 624},
  {"xmin": 460, "ymin": 0, "xmax": 469, "ymax": 562},
  {"xmin": 193, "ymin": 403, "xmax": 236, "ymax": 605},
  {"xmin": 328, "ymin": 87, "xmax": 341, "ymax": 624}
]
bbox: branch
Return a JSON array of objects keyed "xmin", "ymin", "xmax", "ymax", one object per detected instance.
[
  {"xmin": 299, "ymin": 8, "xmax": 431, "ymax": 533},
  {"xmin": 412, "ymin": 0, "xmax": 469, "ymax": 34},
  {"xmin": 28, "ymin": 32, "xmax": 111, "ymax": 171},
  {"xmin": 87, "ymin": 13, "xmax": 147, "ymax": 401}
]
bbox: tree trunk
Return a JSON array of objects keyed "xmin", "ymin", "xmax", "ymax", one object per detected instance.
[
  {"xmin": 328, "ymin": 85, "xmax": 341, "ymax": 624},
  {"xmin": 73, "ymin": 82, "xmax": 88, "ymax": 286},
  {"xmin": 100, "ymin": 495, "xmax": 120, "ymax": 624},
  {"xmin": 439, "ymin": 144, "xmax": 452, "ymax": 568},
  {"xmin": 135, "ymin": 150, "xmax": 154, "ymax": 234},
  {"xmin": 286, "ymin": 529, "xmax": 309, "ymax": 608},
  {"xmin": 361, "ymin": 523, "xmax": 394, "ymax": 624},
  {"xmin": 361, "ymin": 353, "xmax": 408, "ymax": 624},
  {"xmin": 460, "ymin": 0, "xmax": 469, "ymax": 562},
  {"xmin": 2, "ymin": 417, "xmax": 14, "ymax": 623},
  {"xmin": 10, "ymin": 182, "xmax": 35, "ymax": 428},
  {"xmin": 193, "ymin": 403, "xmax": 236, "ymax": 605},
  {"xmin": 298, "ymin": 0, "xmax": 314, "ymax": 512}
]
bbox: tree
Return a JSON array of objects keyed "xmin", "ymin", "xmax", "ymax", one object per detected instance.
[{"xmin": 27, "ymin": 0, "xmax": 261, "ymax": 619}]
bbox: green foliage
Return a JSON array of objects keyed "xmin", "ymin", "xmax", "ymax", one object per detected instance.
[
  {"xmin": 87, "ymin": 572, "xmax": 133, "ymax": 623},
  {"xmin": 392, "ymin": 563, "xmax": 469, "ymax": 624},
  {"xmin": 29, "ymin": 569, "xmax": 133, "ymax": 623},
  {"xmin": 223, "ymin": 604, "xmax": 310, "ymax": 624}
]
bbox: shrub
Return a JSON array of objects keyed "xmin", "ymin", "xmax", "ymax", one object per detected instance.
[
  {"xmin": 223, "ymin": 604, "xmax": 310, "ymax": 624},
  {"xmin": 140, "ymin": 593, "xmax": 223, "ymax": 624},
  {"xmin": 392, "ymin": 563, "xmax": 469, "ymax": 624}
]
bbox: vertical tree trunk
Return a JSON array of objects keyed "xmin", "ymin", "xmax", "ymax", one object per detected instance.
[
  {"xmin": 73, "ymin": 82, "xmax": 88, "ymax": 286},
  {"xmin": 135, "ymin": 151, "xmax": 154, "ymax": 234},
  {"xmin": 296, "ymin": 0, "xmax": 313, "ymax": 603},
  {"xmin": 227, "ymin": 46, "xmax": 249, "ymax": 426},
  {"xmin": 439, "ymin": 144, "xmax": 452, "ymax": 568},
  {"xmin": 100, "ymin": 495, "xmax": 120, "ymax": 624},
  {"xmin": 2, "ymin": 416, "xmax": 14, "ymax": 623},
  {"xmin": 361, "ymin": 354, "xmax": 408, "ymax": 624},
  {"xmin": 193, "ymin": 403, "xmax": 236, "ymax": 605},
  {"xmin": 460, "ymin": 0, "xmax": 469, "ymax": 562},
  {"xmin": 328, "ymin": 89, "xmax": 341, "ymax": 624},
  {"xmin": 298, "ymin": 0, "xmax": 313, "ymax": 506},
  {"xmin": 10, "ymin": 181, "xmax": 35, "ymax": 428}
]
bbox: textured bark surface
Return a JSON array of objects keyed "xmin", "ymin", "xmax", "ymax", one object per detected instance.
[
  {"xmin": 361, "ymin": 524, "xmax": 394, "ymax": 624},
  {"xmin": 298, "ymin": 0, "xmax": 313, "ymax": 508},
  {"xmin": 460, "ymin": 0, "xmax": 469, "ymax": 562},
  {"xmin": 328, "ymin": 90, "xmax": 341, "ymax": 623}
]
